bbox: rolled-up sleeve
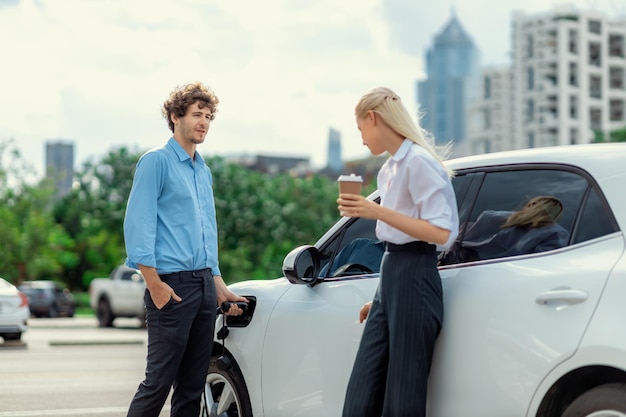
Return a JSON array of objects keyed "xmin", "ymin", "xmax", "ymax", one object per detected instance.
[
  {"xmin": 124, "ymin": 152, "xmax": 163, "ymax": 269},
  {"xmin": 407, "ymin": 157, "xmax": 454, "ymax": 232}
]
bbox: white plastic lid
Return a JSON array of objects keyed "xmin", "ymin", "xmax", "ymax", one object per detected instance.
[{"xmin": 337, "ymin": 173, "xmax": 363, "ymax": 182}]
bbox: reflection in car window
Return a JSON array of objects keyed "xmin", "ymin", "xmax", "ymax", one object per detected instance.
[
  {"xmin": 317, "ymin": 167, "xmax": 619, "ymax": 271},
  {"xmin": 319, "ymin": 217, "xmax": 378, "ymax": 278},
  {"xmin": 320, "ymin": 238, "xmax": 385, "ymax": 277},
  {"xmin": 441, "ymin": 168, "xmax": 609, "ymax": 265},
  {"xmin": 469, "ymin": 170, "xmax": 587, "ymax": 232},
  {"xmin": 450, "ymin": 195, "xmax": 570, "ymax": 262}
]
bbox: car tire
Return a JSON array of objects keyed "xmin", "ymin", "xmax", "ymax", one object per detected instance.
[
  {"xmin": 96, "ymin": 298, "xmax": 115, "ymax": 327},
  {"xmin": 562, "ymin": 383, "xmax": 626, "ymax": 417},
  {"xmin": 201, "ymin": 354, "xmax": 253, "ymax": 417},
  {"xmin": 2, "ymin": 332, "xmax": 22, "ymax": 341}
]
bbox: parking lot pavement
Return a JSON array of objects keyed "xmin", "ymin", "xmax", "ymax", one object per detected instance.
[
  {"xmin": 0, "ymin": 317, "xmax": 171, "ymax": 417},
  {"xmin": 0, "ymin": 316, "xmax": 147, "ymax": 349}
]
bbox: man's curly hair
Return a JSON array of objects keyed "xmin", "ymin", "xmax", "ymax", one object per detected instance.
[{"xmin": 162, "ymin": 82, "xmax": 219, "ymax": 133}]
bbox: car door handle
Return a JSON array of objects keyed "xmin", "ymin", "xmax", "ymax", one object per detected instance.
[{"xmin": 535, "ymin": 288, "xmax": 588, "ymax": 306}]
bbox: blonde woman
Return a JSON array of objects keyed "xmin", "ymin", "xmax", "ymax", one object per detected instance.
[{"xmin": 338, "ymin": 87, "xmax": 459, "ymax": 417}]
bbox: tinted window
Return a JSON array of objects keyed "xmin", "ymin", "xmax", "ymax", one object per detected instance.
[
  {"xmin": 572, "ymin": 187, "xmax": 619, "ymax": 244},
  {"xmin": 121, "ymin": 271, "xmax": 135, "ymax": 281},
  {"xmin": 319, "ymin": 173, "xmax": 471, "ymax": 277},
  {"xmin": 319, "ymin": 216, "xmax": 379, "ymax": 277},
  {"xmin": 469, "ymin": 170, "xmax": 586, "ymax": 232},
  {"xmin": 442, "ymin": 168, "xmax": 593, "ymax": 264}
]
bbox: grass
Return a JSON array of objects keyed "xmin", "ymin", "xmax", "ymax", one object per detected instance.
[{"xmin": 73, "ymin": 291, "xmax": 94, "ymax": 316}]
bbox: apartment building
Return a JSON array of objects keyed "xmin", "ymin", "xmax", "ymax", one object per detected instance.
[
  {"xmin": 469, "ymin": 5, "xmax": 626, "ymax": 153},
  {"xmin": 467, "ymin": 66, "xmax": 514, "ymax": 154}
]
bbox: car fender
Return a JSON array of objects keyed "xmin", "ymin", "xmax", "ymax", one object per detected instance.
[
  {"xmin": 215, "ymin": 277, "xmax": 293, "ymax": 415},
  {"xmin": 526, "ymin": 234, "xmax": 626, "ymax": 416}
]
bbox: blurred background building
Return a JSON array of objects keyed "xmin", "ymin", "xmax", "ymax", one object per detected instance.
[
  {"xmin": 417, "ymin": 11, "xmax": 480, "ymax": 157},
  {"xmin": 45, "ymin": 141, "xmax": 74, "ymax": 198},
  {"xmin": 41, "ymin": 5, "xmax": 626, "ymax": 180},
  {"xmin": 325, "ymin": 127, "xmax": 344, "ymax": 174},
  {"xmin": 469, "ymin": 5, "xmax": 626, "ymax": 153}
]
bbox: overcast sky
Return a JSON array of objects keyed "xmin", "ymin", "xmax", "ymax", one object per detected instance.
[{"xmin": 0, "ymin": 0, "xmax": 621, "ymax": 177}]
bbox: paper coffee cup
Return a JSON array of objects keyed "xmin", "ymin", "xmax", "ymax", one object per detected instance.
[{"xmin": 338, "ymin": 173, "xmax": 363, "ymax": 195}]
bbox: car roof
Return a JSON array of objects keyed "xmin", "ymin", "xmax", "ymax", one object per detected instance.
[
  {"xmin": 0, "ymin": 278, "xmax": 19, "ymax": 296},
  {"xmin": 446, "ymin": 143, "xmax": 626, "ymax": 180},
  {"xmin": 18, "ymin": 280, "xmax": 60, "ymax": 289}
]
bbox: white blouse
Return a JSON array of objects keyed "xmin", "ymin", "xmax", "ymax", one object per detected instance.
[{"xmin": 376, "ymin": 139, "xmax": 459, "ymax": 251}]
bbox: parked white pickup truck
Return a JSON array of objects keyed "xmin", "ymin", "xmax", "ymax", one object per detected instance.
[{"xmin": 89, "ymin": 265, "xmax": 145, "ymax": 327}]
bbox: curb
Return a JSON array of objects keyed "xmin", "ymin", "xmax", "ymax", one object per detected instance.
[{"xmin": 49, "ymin": 339, "xmax": 145, "ymax": 346}]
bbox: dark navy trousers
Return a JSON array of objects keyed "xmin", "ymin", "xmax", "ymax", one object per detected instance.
[
  {"xmin": 343, "ymin": 241, "xmax": 443, "ymax": 417},
  {"xmin": 127, "ymin": 269, "xmax": 217, "ymax": 417}
]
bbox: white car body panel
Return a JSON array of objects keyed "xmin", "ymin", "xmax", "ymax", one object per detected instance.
[
  {"xmin": 224, "ymin": 278, "xmax": 293, "ymax": 414},
  {"xmin": 431, "ymin": 234, "xmax": 623, "ymax": 416},
  {"xmin": 0, "ymin": 279, "xmax": 29, "ymax": 337},
  {"xmin": 527, "ymin": 243, "xmax": 626, "ymax": 415},
  {"xmin": 262, "ymin": 276, "xmax": 378, "ymax": 416}
]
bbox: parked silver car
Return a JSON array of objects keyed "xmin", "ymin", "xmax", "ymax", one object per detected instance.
[{"xmin": 203, "ymin": 143, "xmax": 626, "ymax": 417}]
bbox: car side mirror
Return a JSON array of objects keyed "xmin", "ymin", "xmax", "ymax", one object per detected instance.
[{"xmin": 282, "ymin": 245, "xmax": 321, "ymax": 285}]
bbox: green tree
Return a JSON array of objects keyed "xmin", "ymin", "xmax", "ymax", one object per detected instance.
[
  {"xmin": 209, "ymin": 157, "xmax": 343, "ymax": 281},
  {"xmin": 50, "ymin": 145, "xmax": 374, "ymax": 287},
  {"xmin": 593, "ymin": 127, "xmax": 626, "ymax": 143},
  {"xmin": 0, "ymin": 138, "xmax": 76, "ymax": 284},
  {"xmin": 53, "ymin": 146, "xmax": 142, "ymax": 288}
]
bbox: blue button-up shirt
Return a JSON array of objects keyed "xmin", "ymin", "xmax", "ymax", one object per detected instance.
[{"xmin": 124, "ymin": 137, "xmax": 221, "ymax": 276}]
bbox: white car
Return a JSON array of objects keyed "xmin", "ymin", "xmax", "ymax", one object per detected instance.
[
  {"xmin": 203, "ymin": 143, "xmax": 626, "ymax": 417},
  {"xmin": 0, "ymin": 278, "xmax": 30, "ymax": 342}
]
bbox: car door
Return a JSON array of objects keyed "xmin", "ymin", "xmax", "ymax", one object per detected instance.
[
  {"xmin": 261, "ymin": 176, "xmax": 474, "ymax": 417},
  {"xmin": 429, "ymin": 166, "xmax": 623, "ymax": 417},
  {"xmin": 262, "ymin": 270, "xmax": 380, "ymax": 417},
  {"xmin": 111, "ymin": 269, "xmax": 145, "ymax": 314},
  {"xmin": 261, "ymin": 215, "xmax": 381, "ymax": 417}
]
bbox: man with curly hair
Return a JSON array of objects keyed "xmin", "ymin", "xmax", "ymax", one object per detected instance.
[{"xmin": 124, "ymin": 82, "xmax": 248, "ymax": 417}]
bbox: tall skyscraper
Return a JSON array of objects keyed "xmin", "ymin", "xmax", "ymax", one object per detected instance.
[
  {"xmin": 326, "ymin": 127, "xmax": 343, "ymax": 173},
  {"xmin": 45, "ymin": 141, "xmax": 74, "ymax": 198},
  {"xmin": 417, "ymin": 12, "xmax": 480, "ymax": 154}
]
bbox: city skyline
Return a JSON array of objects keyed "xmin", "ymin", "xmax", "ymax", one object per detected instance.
[{"xmin": 0, "ymin": 0, "xmax": 622, "ymax": 177}]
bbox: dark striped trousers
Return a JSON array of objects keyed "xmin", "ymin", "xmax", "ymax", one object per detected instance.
[{"xmin": 342, "ymin": 241, "xmax": 443, "ymax": 417}]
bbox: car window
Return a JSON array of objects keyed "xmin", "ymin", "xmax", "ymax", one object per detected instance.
[
  {"xmin": 121, "ymin": 271, "xmax": 135, "ymax": 281},
  {"xmin": 441, "ymin": 167, "xmax": 615, "ymax": 265},
  {"xmin": 572, "ymin": 187, "xmax": 619, "ymax": 244},
  {"xmin": 319, "ymin": 216, "xmax": 379, "ymax": 277},
  {"xmin": 318, "ymin": 173, "xmax": 470, "ymax": 278}
]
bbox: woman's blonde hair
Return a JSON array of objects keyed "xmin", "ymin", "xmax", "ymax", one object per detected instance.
[
  {"xmin": 502, "ymin": 196, "xmax": 563, "ymax": 229},
  {"xmin": 355, "ymin": 86, "xmax": 454, "ymax": 177}
]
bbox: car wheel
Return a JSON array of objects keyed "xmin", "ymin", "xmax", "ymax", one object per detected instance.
[
  {"xmin": 96, "ymin": 298, "xmax": 115, "ymax": 327},
  {"xmin": 562, "ymin": 383, "xmax": 626, "ymax": 417},
  {"xmin": 200, "ymin": 354, "xmax": 253, "ymax": 417},
  {"xmin": 138, "ymin": 309, "xmax": 147, "ymax": 329},
  {"xmin": 2, "ymin": 332, "xmax": 22, "ymax": 341}
]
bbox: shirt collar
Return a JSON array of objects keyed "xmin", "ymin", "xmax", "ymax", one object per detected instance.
[
  {"xmin": 390, "ymin": 138, "xmax": 413, "ymax": 162},
  {"xmin": 167, "ymin": 137, "xmax": 205, "ymax": 166}
]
